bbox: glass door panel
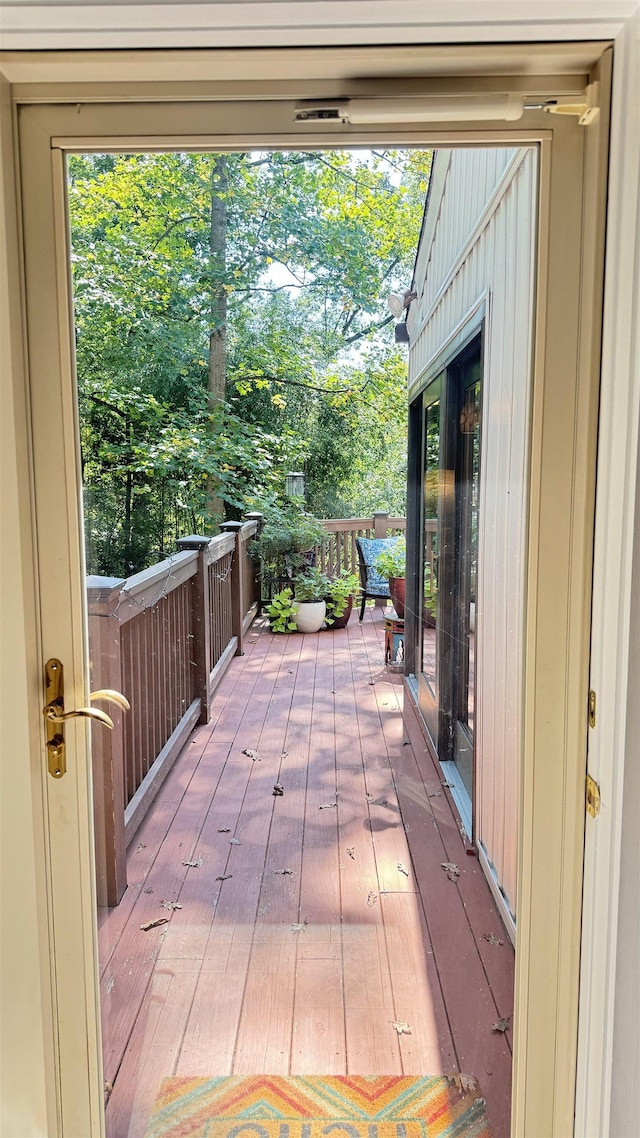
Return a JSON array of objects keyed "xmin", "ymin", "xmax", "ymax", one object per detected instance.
[
  {"xmin": 452, "ymin": 365, "xmax": 482, "ymax": 801},
  {"xmin": 415, "ymin": 339, "xmax": 482, "ymax": 820},
  {"xmin": 422, "ymin": 399, "xmax": 440, "ymax": 691}
]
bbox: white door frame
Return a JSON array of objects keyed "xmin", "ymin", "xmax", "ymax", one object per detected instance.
[{"xmin": 1, "ymin": 10, "xmax": 638, "ymax": 1137}]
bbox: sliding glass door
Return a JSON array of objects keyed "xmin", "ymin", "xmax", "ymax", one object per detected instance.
[{"xmin": 417, "ymin": 335, "xmax": 482, "ymax": 820}]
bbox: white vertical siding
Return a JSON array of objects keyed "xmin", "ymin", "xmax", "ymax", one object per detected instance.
[{"xmin": 409, "ymin": 147, "xmax": 537, "ymax": 925}]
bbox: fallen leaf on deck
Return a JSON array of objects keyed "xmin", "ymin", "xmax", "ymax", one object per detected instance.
[
  {"xmin": 140, "ymin": 917, "xmax": 170, "ymax": 931},
  {"xmin": 217, "ymin": 827, "xmax": 231, "ymax": 833},
  {"xmin": 287, "ymin": 669, "xmax": 293, "ymax": 674},
  {"xmin": 136, "ymin": 842, "xmax": 146, "ymax": 851},
  {"xmin": 215, "ymin": 874, "xmax": 233, "ymax": 881},
  {"xmin": 441, "ymin": 780, "xmax": 455, "ymax": 789},
  {"xmin": 367, "ymin": 890, "xmax": 378, "ymax": 906},
  {"xmin": 427, "ymin": 791, "xmax": 443, "ymax": 798},
  {"xmin": 143, "ymin": 888, "xmax": 154, "ymax": 894},
  {"xmin": 291, "ymin": 922, "xmax": 307, "ymax": 934},
  {"xmin": 397, "ymin": 862, "xmax": 410, "ymax": 876},
  {"xmin": 272, "ymin": 784, "xmax": 284, "ymax": 796},
  {"xmin": 182, "ymin": 857, "xmax": 203, "ymax": 868},
  {"xmin": 403, "ymin": 740, "xmax": 410, "ymax": 746},
  {"xmin": 392, "ymin": 1021, "xmax": 412, "ymax": 1035},
  {"xmin": 375, "ymin": 798, "xmax": 389, "ymax": 808},
  {"xmin": 319, "ymin": 801, "xmax": 337, "ymax": 810},
  {"xmin": 273, "ymin": 868, "xmax": 294, "ymax": 875},
  {"xmin": 365, "ymin": 792, "xmax": 374, "ymax": 801},
  {"xmin": 160, "ymin": 901, "xmax": 182, "ymax": 910},
  {"xmin": 229, "ymin": 837, "xmax": 241, "ymax": 844},
  {"xmin": 447, "ymin": 1073, "xmax": 479, "ymax": 1095},
  {"xmin": 346, "ymin": 847, "xmax": 356, "ymax": 859},
  {"xmin": 242, "ymin": 748, "xmax": 261, "ymax": 761},
  {"xmin": 483, "ymin": 933, "xmax": 504, "ymax": 946},
  {"xmin": 280, "ymin": 751, "xmax": 288, "ymax": 759},
  {"xmin": 104, "ymin": 1081, "xmax": 113, "ymax": 1103},
  {"xmin": 441, "ymin": 862, "xmax": 460, "ymax": 881},
  {"xmin": 492, "ymin": 1016, "xmax": 511, "ymax": 1033},
  {"xmin": 368, "ymin": 680, "xmax": 376, "ymax": 685}
]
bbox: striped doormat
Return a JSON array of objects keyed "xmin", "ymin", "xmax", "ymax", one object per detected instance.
[{"xmin": 143, "ymin": 1075, "xmax": 491, "ymax": 1138}]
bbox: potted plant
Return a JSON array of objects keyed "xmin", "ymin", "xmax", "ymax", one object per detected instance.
[
  {"xmin": 374, "ymin": 536, "xmax": 406, "ymax": 617},
  {"xmin": 325, "ymin": 570, "xmax": 360, "ymax": 629},
  {"xmin": 266, "ymin": 586, "xmax": 298, "ymax": 633},
  {"xmin": 292, "ymin": 567, "xmax": 331, "ymax": 633},
  {"xmin": 251, "ymin": 501, "xmax": 327, "ymax": 593}
]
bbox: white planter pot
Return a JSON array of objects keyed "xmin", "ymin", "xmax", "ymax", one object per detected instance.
[{"xmin": 293, "ymin": 600, "xmax": 326, "ymax": 633}]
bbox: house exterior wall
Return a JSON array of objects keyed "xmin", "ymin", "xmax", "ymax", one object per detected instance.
[{"xmin": 408, "ymin": 146, "xmax": 538, "ymax": 926}]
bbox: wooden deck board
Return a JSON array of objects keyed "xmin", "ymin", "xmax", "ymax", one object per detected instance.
[{"xmin": 102, "ymin": 611, "xmax": 514, "ymax": 1138}]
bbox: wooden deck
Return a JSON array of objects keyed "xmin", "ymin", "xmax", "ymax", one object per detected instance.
[{"xmin": 99, "ymin": 608, "xmax": 514, "ymax": 1138}]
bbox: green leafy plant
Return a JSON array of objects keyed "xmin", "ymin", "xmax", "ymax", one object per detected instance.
[
  {"xmin": 266, "ymin": 587, "xmax": 297, "ymax": 633},
  {"xmin": 325, "ymin": 570, "xmax": 360, "ymax": 624},
  {"xmin": 251, "ymin": 501, "xmax": 327, "ymax": 584},
  {"xmin": 374, "ymin": 536, "xmax": 406, "ymax": 580},
  {"xmin": 293, "ymin": 567, "xmax": 332, "ymax": 602}
]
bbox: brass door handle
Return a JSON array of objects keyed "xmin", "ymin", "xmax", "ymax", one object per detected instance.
[
  {"xmin": 89, "ymin": 689, "xmax": 131, "ymax": 713},
  {"xmin": 44, "ymin": 702, "xmax": 115, "ymax": 729},
  {"xmin": 43, "ymin": 659, "xmax": 130, "ymax": 779}
]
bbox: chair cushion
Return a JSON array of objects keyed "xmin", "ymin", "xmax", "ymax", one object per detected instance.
[{"xmin": 356, "ymin": 537, "xmax": 394, "ymax": 597}]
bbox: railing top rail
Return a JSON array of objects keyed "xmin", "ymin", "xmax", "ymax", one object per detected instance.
[
  {"xmin": 239, "ymin": 519, "xmax": 259, "ymax": 542},
  {"xmin": 204, "ymin": 530, "xmax": 236, "ymax": 566},
  {"xmin": 113, "ymin": 548, "xmax": 195, "ymax": 623},
  {"xmin": 321, "ymin": 518, "xmax": 375, "ymax": 532},
  {"xmin": 110, "ymin": 549, "xmax": 198, "ymax": 623},
  {"xmin": 321, "ymin": 516, "xmax": 406, "ymax": 532}
]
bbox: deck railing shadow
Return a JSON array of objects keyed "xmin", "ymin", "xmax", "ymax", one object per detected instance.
[{"xmin": 88, "ymin": 512, "xmax": 406, "ymax": 907}]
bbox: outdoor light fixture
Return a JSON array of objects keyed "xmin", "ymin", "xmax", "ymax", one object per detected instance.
[
  {"xmin": 285, "ymin": 472, "xmax": 306, "ymax": 499},
  {"xmin": 294, "ymin": 94, "xmax": 524, "ymax": 125}
]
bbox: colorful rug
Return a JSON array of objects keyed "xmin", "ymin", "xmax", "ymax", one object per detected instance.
[{"xmin": 143, "ymin": 1075, "xmax": 491, "ymax": 1138}]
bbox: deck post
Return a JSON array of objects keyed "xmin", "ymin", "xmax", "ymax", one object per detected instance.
[
  {"xmin": 373, "ymin": 510, "xmax": 390, "ymax": 538},
  {"xmin": 244, "ymin": 511, "xmax": 264, "ymax": 611},
  {"xmin": 86, "ymin": 575, "xmax": 127, "ymax": 907},
  {"xmin": 219, "ymin": 521, "xmax": 245, "ymax": 656},
  {"xmin": 373, "ymin": 511, "xmax": 390, "ymax": 608},
  {"xmin": 176, "ymin": 535, "xmax": 212, "ymax": 725}
]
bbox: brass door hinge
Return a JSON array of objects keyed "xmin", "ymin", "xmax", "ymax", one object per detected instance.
[
  {"xmin": 586, "ymin": 773, "xmax": 601, "ymax": 819},
  {"xmin": 588, "ymin": 689, "xmax": 596, "ymax": 729}
]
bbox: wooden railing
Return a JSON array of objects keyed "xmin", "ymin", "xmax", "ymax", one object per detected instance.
[
  {"xmin": 317, "ymin": 511, "xmax": 406, "ymax": 578},
  {"xmin": 87, "ymin": 517, "xmax": 261, "ymax": 906}
]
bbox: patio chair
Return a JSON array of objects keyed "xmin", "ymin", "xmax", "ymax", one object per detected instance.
[{"xmin": 355, "ymin": 536, "xmax": 393, "ymax": 621}]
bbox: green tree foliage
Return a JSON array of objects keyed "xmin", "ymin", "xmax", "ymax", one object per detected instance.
[{"xmin": 68, "ymin": 148, "xmax": 431, "ymax": 575}]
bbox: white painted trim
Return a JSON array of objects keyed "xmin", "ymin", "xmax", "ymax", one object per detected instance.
[
  {"xmin": 478, "ymin": 841, "xmax": 518, "ymax": 947},
  {"xmin": 0, "ymin": 3, "xmax": 633, "ymax": 50},
  {"xmin": 575, "ymin": 14, "xmax": 640, "ymax": 1137}
]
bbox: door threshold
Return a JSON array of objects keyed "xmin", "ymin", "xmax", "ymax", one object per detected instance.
[{"xmin": 439, "ymin": 759, "xmax": 472, "ymax": 840}]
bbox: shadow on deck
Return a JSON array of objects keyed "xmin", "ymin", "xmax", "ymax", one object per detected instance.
[{"xmin": 98, "ymin": 607, "xmax": 514, "ymax": 1138}]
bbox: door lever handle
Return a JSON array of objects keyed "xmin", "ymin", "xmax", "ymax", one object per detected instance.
[
  {"xmin": 89, "ymin": 689, "xmax": 131, "ymax": 713},
  {"xmin": 43, "ymin": 659, "xmax": 130, "ymax": 779},
  {"xmin": 44, "ymin": 701, "xmax": 115, "ymax": 729}
]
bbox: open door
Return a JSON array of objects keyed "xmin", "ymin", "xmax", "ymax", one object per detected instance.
[{"xmin": 13, "ymin": 53, "xmax": 610, "ymax": 1136}]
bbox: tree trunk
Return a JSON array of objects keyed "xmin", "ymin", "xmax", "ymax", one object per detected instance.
[{"xmin": 207, "ymin": 154, "xmax": 228, "ymax": 520}]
